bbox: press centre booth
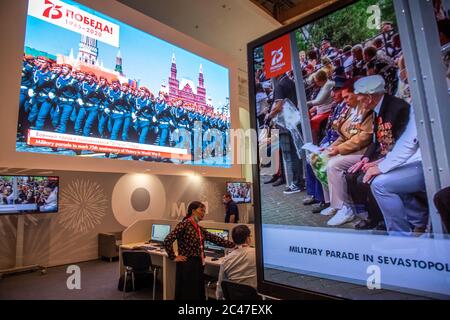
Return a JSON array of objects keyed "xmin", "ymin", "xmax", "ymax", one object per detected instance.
[
  {"xmin": 0, "ymin": 0, "xmax": 449, "ymax": 301},
  {"xmin": 0, "ymin": 0, "xmax": 256, "ymax": 300}
]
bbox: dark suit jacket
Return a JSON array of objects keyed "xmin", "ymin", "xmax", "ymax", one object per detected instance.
[{"xmin": 364, "ymin": 94, "xmax": 410, "ymax": 161}]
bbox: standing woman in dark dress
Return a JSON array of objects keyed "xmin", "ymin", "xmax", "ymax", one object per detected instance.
[{"xmin": 163, "ymin": 201, "xmax": 235, "ymax": 300}]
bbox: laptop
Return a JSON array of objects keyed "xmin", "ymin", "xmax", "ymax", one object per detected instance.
[{"xmin": 148, "ymin": 224, "xmax": 171, "ymax": 247}]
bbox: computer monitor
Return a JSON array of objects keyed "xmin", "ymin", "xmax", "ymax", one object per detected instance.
[
  {"xmin": 151, "ymin": 224, "xmax": 171, "ymax": 244},
  {"xmin": 205, "ymin": 228, "xmax": 229, "ymax": 252}
]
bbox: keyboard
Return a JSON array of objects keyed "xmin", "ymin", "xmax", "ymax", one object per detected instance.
[
  {"xmin": 136, "ymin": 245, "xmax": 157, "ymax": 251},
  {"xmin": 205, "ymin": 250, "xmax": 224, "ymax": 258}
]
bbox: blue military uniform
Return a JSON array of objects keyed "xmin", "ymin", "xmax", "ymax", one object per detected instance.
[
  {"xmin": 28, "ymin": 68, "xmax": 57, "ymax": 131},
  {"xmin": 154, "ymin": 100, "xmax": 174, "ymax": 147},
  {"xmin": 121, "ymin": 91, "xmax": 134, "ymax": 141},
  {"xmin": 105, "ymin": 88, "xmax": 128, "ymax": 141},
  {"xmin": 20, "ymin": 60, "xmax": 34, "ymax": 114},
  {"xmin": 18, "ymin": 60, "xmax": 35, "ymax": 137},
  {"xmin": 188, "ymin": 110, "xmax": 202, "ymax": 160},
  {"xmin": 97, "ymin": 84, "xmax": 111, "ymax": 139},
  {"xmin": 75, "ymin": 81, "xmax": 103, "ymax": 136},
  {"xmin": 54, "ymin": 74, "xmax": 79, "ymax": 133},
  {"xmin": 171, "ymin": 107, "xmax": 191, "ymax": 152},
  {"xmin": 133, "ymin": 96, "xmax": 154, "ymax": 144}
]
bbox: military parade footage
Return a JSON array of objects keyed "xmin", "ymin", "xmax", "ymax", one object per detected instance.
[{"xmin": 17, "ymin": 0, "xmax": 231, "ymax": 166}]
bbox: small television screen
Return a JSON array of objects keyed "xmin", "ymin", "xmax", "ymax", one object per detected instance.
[
  {"xmin": 226, "ymin": 182, "xmax": 252, "ymax": 204},
  {"xmin": 151, "ymin": 224, "xmax": 171, "ymax": 243},
  {"xmin": 205, "ymin": 228, "xmax": 229, "ymax": 251},
  {"xmin": 0, "ymin": 175, "xmax": 59, "ymax": 214},
  {"xmin": 17, "ymin": 0, "xmax": 231, "ymax": 167}
]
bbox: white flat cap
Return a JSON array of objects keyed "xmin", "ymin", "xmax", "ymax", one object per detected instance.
[{"xmin": 354, "ymin": 75, "xmax": 386, "ymax": 94}]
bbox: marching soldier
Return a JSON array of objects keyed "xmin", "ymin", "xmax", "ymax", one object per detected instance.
[
  {"xmin": 54, "ymin": 64, "xmax": 79, "ymax": 134},
  {"xmin": 120, "ymin": 83, "xmax": 134, "ymax": 142},
  {"xmin": 70, "ymin": 70, "xmax": 86, "ymax": 126},
  {"xmin": 75, "ymin": 72, "xmax": 102, "ymax": 137},
  {"xmin": 171, "ymin": 99, "xmax": 191, "ymax": 154},
  {"xmin": 105, "ymin": 79, "xmax": 128, "ymax": 141},
  {"xmin": 133, "ymin": 86, "xmax": 155, "ymax": 145},
  {"xmin": 28, "ymin": 56, "xmax": 57, "ymax": 131},
  {"xmin": 97, "ymin": 76, "xmax": 111, "ymax": 139},
  {"xmin": 18, "ymin": 55, "xmax": 35, "ymax": 138},
  {"xmin": 154, "ymin": 92, "xmax": 174, "ymax": 147}
]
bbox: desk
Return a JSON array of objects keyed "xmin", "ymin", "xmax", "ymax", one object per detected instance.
[{"xmin": 120, "ymin": 242, "xmax": 224, "ymax": 300}]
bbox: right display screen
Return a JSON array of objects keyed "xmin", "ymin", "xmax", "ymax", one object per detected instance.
[{"xmin": 250, "ymin": 0, "xmax": 450, "ymax": 299}]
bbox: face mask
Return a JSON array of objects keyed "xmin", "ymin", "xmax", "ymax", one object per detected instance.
[
  {"xmin": 193, "ymin": 215, "xmax": 200, "ymax": 223},
  {"xmin": 223, "ymin": 200, "xmax": 228, "ymax": 205}
]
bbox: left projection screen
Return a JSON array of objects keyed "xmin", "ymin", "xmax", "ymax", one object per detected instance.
[{"xmin": 16, "ymin": 0, "xmax": 231, "ymax": 168}]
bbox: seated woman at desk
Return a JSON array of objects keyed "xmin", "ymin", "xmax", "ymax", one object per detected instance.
[{"xmin": 163, "ymin": 201, "xmax": 235, "ymax": 300}]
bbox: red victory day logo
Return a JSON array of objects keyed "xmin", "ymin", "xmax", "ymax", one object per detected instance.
[
  {"xmin": 263, "ymin": 34, "xmax": 292, "ymax": 79},
  {"xmin": 43, "ymin": 0, "xmax": 63, "ymax": 19}
]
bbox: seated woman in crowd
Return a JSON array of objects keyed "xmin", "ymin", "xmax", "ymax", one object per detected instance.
[
  {"xmin": 320, "ymin": 56, "xmax": 335, "ymax": 78},
  {"xmin": 304, "ymin": 75, "xmax": 347, "ymax": 211},
  {"xmin": 307, "ymin": 70, "xmax": 335, "ymax": 144},
  {"xmin": 319, "ymin": 78, "xmax": 374, "ymax": 227}
]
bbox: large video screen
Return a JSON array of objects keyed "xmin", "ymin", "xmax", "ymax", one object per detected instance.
[
  {"xmin": 250, "ymin": 0, "xmax": 450, "ymax": 299},
  {"xmin": 17, "ymin": 0, "xmax": 230, "ymax": 167},
  {"xmin": 0, "ymin": 175, "xmax": 59, "ymax": 214}
]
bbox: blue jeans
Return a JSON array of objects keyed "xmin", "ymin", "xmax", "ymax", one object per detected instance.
[
  {"xmin": 306, "ymin": 164, "xmax": 324, "ymax": 202},
  {"xmin": 109, "ymin": 113, "xmax": 124, "ymax": 140},
  {"xmin": 279, "ymin": 132, "xmax": 303, "ymax": 188},
  {"xmin": 55, "ymin": 103, "xmax": 74, "ymax": 133},
  {"xmin": 75, "ymin": 106, "xmax": 98, "ymax": 136}
]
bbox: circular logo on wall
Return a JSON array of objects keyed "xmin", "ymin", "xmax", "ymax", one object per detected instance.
[{"xmin": 111, "ymin": 174, "xmax": 166, "ymax": 227}]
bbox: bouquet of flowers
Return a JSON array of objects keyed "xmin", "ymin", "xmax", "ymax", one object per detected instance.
[{"xmin": 308, "ymin": 152, "xmax": 329, "ymax": 186}]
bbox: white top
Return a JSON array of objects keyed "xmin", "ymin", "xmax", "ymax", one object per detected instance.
[
  {"xmin": 378, "ymin": 108, "xmax": 421, "ymax": 173},
  {"xmin": 216, "ymin": 245, "xmax": 257, "ymax": 300},
  {"xmin": 308, "ymin": 80, "xmax": 334, "ymax": 107},
  {"xmin": 374, "ymin": 94, "xmax": 385, "ymax": 115}
]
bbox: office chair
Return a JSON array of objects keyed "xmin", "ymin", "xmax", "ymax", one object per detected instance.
[
  {"xmin": 122, "ymin": 250, "xmax": 160, "ymax": 300},
  {"xmin": 221, "ymin": 280, "xmax": 261, "ymax": 300},
  {"xmin": 203, "ymin": 273, "xmax": 218, "ymax": 300}
]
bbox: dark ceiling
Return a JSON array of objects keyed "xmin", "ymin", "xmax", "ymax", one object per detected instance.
[{"xmin": 250, "ymin": 0, "xmax": 335, "ymax": 24}]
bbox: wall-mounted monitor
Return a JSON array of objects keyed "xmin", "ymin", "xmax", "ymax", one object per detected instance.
[
  {"xmin": 226, "ymin": 182, "xmax": 252, "ymax": 204},
  {"xmin": 16, "ymin": 0, "xmax": 230, "ymax": 168},
  {"xmin": 0, "ymin": 175, "xmax": 59, "ymax": 214},
  {"xmin": 248, "ymin": 0, "xmax": 450, "ymax": 300}
]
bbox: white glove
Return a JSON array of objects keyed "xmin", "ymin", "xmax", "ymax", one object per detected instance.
[
  {"xmin": 28, "ymin": 89, "xmax": 35, "ymax": 97},
  {"xmin": 152, "ymin": 116, "xmax": 157, "ymax": 123},
  {"xmin": 132, "ymin": 113, "xmax": 137, "ymax": 120},
  {"xmin": 104, "ymin": 108, "xmax": 110, "ymax": 115},
  {"xmin": 48, "ymin": 92, "xmax": 55, "ymax": 99},
  {"xmin": 77, "ymin": 98, "xmax": 84, "ymax": 106}
]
